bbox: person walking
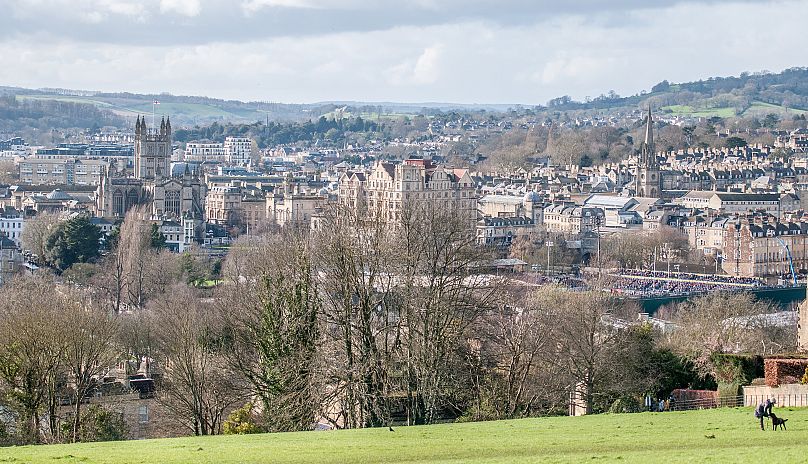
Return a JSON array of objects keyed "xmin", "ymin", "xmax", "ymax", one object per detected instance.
[{"xmin": 754, "ymin": 398, "xmax": 775, "ymax": 430}]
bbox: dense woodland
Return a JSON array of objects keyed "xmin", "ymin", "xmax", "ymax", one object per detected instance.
[{"xmin": 173, "ymin": 116, "xmax": 382, "ymax": 148}]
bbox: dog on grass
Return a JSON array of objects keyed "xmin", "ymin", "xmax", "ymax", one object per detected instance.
[{"xmin": 770, "ymin": 412, "xmax": 788, "ymax": 431}]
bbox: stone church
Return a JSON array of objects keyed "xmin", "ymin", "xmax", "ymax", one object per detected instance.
[
  {"xmin": 97, "ymin": 115, "xmax": 205, "ymax": 220},
  {"xmin": 633, "ymin": 107, "xmax": 662, "ymax": 198}
]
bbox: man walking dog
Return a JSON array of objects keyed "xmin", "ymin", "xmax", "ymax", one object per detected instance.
[{"xmin": 754, "ymin": 398, "xmax": 776, "ymax": 430}]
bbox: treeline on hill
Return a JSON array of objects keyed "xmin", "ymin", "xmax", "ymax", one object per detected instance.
[
  {"xmin": 0, "ymin": 203, "xmax": 793, "ymax": 446},
  {"xmin": 91, "ymin": 92, "xmax": 337, "ymax": 121},
  {"xmin": 0, "ymin": 95, "xmax": 124, "ymax": 133},
  {"xmin": 173, "ymin": 115, "xmax": 382, "ymax": 148},
  {"xmin": 545, "ymin": 67, "xmax": 808, "ymax": 112}
]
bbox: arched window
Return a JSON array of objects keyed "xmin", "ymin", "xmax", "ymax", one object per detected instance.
[
  {"xmin": 126, "ymin": 189, "xmax": 139, "ymax": 212},
  {"xmin": 165, "ymin": 191, "xmax": 181, "ymax": 217},
  {"xmin": 113, "ymin": 190, "xmax": 124, "ymax": 217}
]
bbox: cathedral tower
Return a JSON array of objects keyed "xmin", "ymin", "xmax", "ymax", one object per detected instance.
[
  {"xmin": 634, "ymin": 107, "xmax": 661, "ymax": 198},
  {"xmin": 134, "ymin": 115, "xmax": 172, "ymax": 181}
]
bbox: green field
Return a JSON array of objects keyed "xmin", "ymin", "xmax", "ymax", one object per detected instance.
[
  {"xmin": 662, "ymin": 104, "xmax": 737, "ymax": 118},
  {"xmin": 2, "ymin": 408, "xmax": 807, "ymax": 463},
  {"xmin": 14, "ymin": 94, "xmax": 265, "ymax": 125},
  {"xmin": 742, "ymin": 100, "xmax": 808, "ymax": 116},
  {"xmin": 662, "ymin": 101, "xmax": 807, "ymax": 119}
]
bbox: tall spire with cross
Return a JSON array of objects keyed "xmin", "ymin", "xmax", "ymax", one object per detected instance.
[
  {"xmin": 634, "ymin": 106, "xmax": 661, "ymax": 198},
  {"xmin": 641, "ymin": 105, "xmax": 656, "ymax": 166}
]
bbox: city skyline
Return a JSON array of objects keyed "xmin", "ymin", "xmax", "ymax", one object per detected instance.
[{"xmin": 2, "ymin": 0, "xmax": 807, "ymax": 104}]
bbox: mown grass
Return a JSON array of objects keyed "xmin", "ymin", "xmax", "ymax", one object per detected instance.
[{"xmin": 2, "ymin": 407, "xmax": 808, "ymax": 463}]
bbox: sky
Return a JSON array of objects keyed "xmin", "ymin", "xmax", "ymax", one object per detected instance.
[{"xmin": 1, "ymin": 0, "xmax": 806, "ymax": 105}]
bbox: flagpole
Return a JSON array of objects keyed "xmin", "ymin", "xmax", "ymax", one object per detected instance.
[{"xmin": 152, "ymin": 101, "xmax": 156, "ymax": 131}]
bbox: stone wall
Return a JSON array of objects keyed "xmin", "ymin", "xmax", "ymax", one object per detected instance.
[{"xmin": 743, "ymin": 383, "xmax": 808, "ymax": 407}]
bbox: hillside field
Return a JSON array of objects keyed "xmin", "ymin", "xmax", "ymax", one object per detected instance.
[{"xmin": 2, "ymin": 407, "xmax": 808, "ymax": 463}]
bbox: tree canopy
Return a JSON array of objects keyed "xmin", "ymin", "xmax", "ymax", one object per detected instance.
[{"xmin": 44, "ymin": 216, "xmax": 102, "ymax": 272}]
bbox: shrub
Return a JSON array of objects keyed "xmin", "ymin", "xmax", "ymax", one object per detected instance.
[
  {"xmin": 64, "ymin": 405, "xmax": 128, "ymax": 442},
  {"xmin": 710, "ymin": 354, "xmax": 763, "ymax": 385},
  {"xmin": 223, "ymin": 403, "xmax": 263, "ymax": 435},
  {"xmin": 608, "ymin": 396, "xmax": 642, "ymax": 414}
]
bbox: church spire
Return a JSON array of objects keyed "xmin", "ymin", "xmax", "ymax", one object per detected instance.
[{"xmin": 644, "ymin": 106, "xmax": 654, "ymax": 149}]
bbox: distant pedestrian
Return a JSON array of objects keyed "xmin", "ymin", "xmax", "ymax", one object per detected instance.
[
  {"xmin": 754, "ymin": 398, "xmax": 775, "ymax": 430},
  {"xmin": 658, "ymin": 399, "xmax": 665, "ymax": 412}
]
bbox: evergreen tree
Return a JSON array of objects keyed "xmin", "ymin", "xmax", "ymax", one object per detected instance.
[
  {"xmin": 149, "ymin": 223, "xmax": 166, "ymax": 250},
  {"xmin": 44, "ymin": 216, "xmax": 101, "ymax": 273}
]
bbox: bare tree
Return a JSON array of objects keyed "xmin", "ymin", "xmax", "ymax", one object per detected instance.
[
  {"xmin": 667, "ymin": 292, "xmax": 784, "ymax": 376},
  {"xmin": 20, "ymin": 211, "xmax": 61, "ymax": 263},
  {"xmin": 95, "ymin": 207, "xmax": 180, "ymax": 312},
  {"xmin": 62, "ymin": 295, "xmax": 120, "ymax": 443},
  {"xmin": 216, "ymin": 231, "xmax": 320, "ymax": 432},
  {"xmin": 601, "ymin": 227, "xmax": 690, "ymax": 270},
  {"xmin": 152, "ymin": 285, "xmax": 244, "ymax": 435},
  {"xmin": 313, "ymin": 203, "xmax": 398, "ymax": 428},
  {"xmin": 482, "ymin": 288, "xmax": 553, "ymax": 417},
  {"xmin": 395, "ymin": 201, "xmax": 501, "ymax": 424},
  {"xmin": 0, "ymin": 277, "xmax": 68, "ymax": 443},
  {"xmin": 538, "ymin": 286, "xmax": 624, "ymax": 414}
]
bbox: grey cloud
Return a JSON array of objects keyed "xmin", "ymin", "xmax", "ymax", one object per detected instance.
[{"xmin": 0, "ymin": 0, "xmax": 772, "ymax": 46}]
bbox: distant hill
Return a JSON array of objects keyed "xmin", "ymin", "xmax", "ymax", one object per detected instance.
[
  {"xmin": 546, "ymin": 67, "xmax": 808, "ymax": 118},
  {"xmin": 0, "ymin": 87, "xmax": 340, "ymax": 128},
  {"xmin": 2, "ymin": 66, "xmax": 808, "ymax": 130}
]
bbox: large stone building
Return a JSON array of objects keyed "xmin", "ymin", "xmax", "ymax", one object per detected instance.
[
  {"xmin": 98, "ymin": 116, "xmax": 205, "ymax": 221},
  {"xmin": 679, "ymin": 191, "xmax": 782, "ymax": 215},
  {"xmin": 543, "ymin": 204, "xmax": 605, "ymax": 235},
  {"xmin": 722, "ymin": 217, "xmax": 808, "ymax": 278},
  {"xmin": 18, "ymin": 157, "xmax": 107, "ymax": 186},
  {"xmin": 338, "ymin": 159, "xmax": 477, "ymax": 223},
  {"xmin": 267, "ymin": 178, "xmax": 327, "ymax": 228}
]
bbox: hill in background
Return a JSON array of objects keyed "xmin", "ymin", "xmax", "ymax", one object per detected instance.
[{"xmin": 1, "ymin": 67, "xmax": 808, "ymax": 131}]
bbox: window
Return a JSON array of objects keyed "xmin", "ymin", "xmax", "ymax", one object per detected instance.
[
  {"xmin": 113, "ymin": 191, "xmax": 124, "ymax": 217},
  {"xmin": 165, "ymin": 191, "xmax": 181, "ymax": 217},
  {"xmin": 138, "ymin": 405, "xmax": 149, "ymax": 424}
]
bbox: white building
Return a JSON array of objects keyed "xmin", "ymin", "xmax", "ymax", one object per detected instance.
[
  {"xmin": 224, "ymin": 137, "xmax": 253, "ymax": 166},
  {"xmin": 0, "ymin": 208, "xmax": 24, "ymax": 247},
  {"xmin": 184, "ymin": 142, "xmax": 225, "ymax": 163}
]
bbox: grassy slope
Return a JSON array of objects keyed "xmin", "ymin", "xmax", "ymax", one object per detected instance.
[
  {"xmin": 15, "ymin": 94, "xmax": 262, "ymax": 124},
  {"xmin": 663, "ymin": 101, "xmax": 807, "ymax": 119},
  {"xmin": 662, "ymin": 104, "xmax": 737, "ymax": 118},
  {"xmin": 3, "ymin": 408, "xmax": 808, "ymax": 464},
  {"xmin": 743, "ymin": 101, "xmax": 808, "ymax": 116}
]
